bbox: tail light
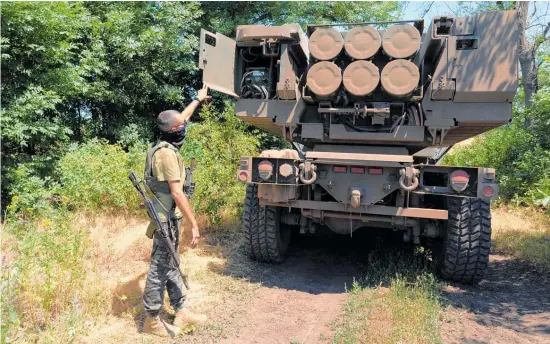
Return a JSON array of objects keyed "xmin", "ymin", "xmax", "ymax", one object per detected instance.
[
  {"xmin": 258, "ymin": 160, "xmax": 274, "ymax": 180},
  {"xmin": 333, "ymin": 166, "xmax": 347, "ymax": 173},
  {"xmin": 368, "ymin": 168, "xmax": 383, "ymax": 175},
  {"xmin": 279, "ymin": 163, "xmax": 294, "ymax": 177},
  {"xmin": 238, "ymin": 171, "xmax": 249, "ymax": 182},
  {"xmin": 482, "ymin": 186, "xmax": 495, "ymax": 198},
  {"xmin": 350, "ymin": 167, "xmax": 365, "ymax": 174},
  {"xmin": 450, "ymin": 170, "xmax": 469, "ymax": 192}
]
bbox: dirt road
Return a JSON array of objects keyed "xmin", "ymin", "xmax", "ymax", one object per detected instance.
[
  {"xmin": 85, "ymin": 217, "xmax": 550, "ymax": 344},
  {"xmin": 210, "ymin": 232, "xmax": 550, "ymax": 344},
  {"xmin": 442, "ymin": 255, "xmax": 550, "ymax": 344},
  {"xmin": 216, "ymin": 236, "xmax": 366, "ymax": 344}
]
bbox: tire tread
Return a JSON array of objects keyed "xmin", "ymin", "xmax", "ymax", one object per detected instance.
[{"xmin": 439, "ymin": 197, "xmax": 491, "ymax": 284}]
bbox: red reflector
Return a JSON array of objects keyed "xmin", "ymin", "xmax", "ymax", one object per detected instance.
[
  {"xmin": 368, "ymin": 168, "xmax": 383, "ymax": 175},
  {"xmin": 350, "ymin": 167, "xmax": 365, "ymax": 174},
  {"xmin": 238, "ymin": 171, "xmax": 248, "ymax": 182},
  {"xmin": 333, "ymin": 166, "xmax": 347, "ymax": 173},
  {"xmin": 482, "ymin": 186, "xmax": 494, "ymax": 198},
  {"xmin": 258, "ymin": 160, "xmax": 273, "ymax": 172}
]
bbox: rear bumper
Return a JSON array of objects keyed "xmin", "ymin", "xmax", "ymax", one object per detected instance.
[
  {"xmin": 260, "ymin": 200, "xmax": 448, "ymax": 220},
  {"xmin": 239, "ymin": 155, "xmax": 498, "ymax": 201}
]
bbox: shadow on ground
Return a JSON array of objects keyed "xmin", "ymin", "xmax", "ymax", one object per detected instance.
[
  {"xmin": 442, "ymin": 255, "xmax": 550, "ymax": 342},
  {"xmin": 206, "ymin": 227, "xmax": 550, "ymax": 343},
  {"xmin": 206, "ymin": 227, "xmax": 422, "ymax": 295}
]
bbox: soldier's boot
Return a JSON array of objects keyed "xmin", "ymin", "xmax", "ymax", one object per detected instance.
[
  {"xmin": 143, "ymin": 315, "xmax": 181, "ymax": 337},
  {"xmin": 173, "ymin": 308, "xmax": 208, "ymax": 328}
]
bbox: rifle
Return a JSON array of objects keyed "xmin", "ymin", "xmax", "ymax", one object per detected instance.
[{"xmin": 129, "ymin": 171, "xmax": 190, "ymax": 290}]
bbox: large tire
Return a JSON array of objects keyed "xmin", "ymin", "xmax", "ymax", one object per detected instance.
[
  {"xmin": 243, "ymin": 184, "xmax": 291, "ymax": 263},
  {"xmin": 437, "ymin": 197, "xmax": 491, "ymax": 284}
]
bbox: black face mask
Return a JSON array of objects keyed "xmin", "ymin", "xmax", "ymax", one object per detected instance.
[{"xmin": 160, "ymin": 125, "xmax": 187, "ymax": 149}]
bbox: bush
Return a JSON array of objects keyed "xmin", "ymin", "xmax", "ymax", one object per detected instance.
[
  {"xmin": 57, "ymin": 139, "xmax": 145, "ymax": 211},
  {"xmin": 182, "ymin": 103, "xmax": 259, "ymax": 224},
  {"xmin": 6, "ymin": 163, "xmax": 59, "ymax": 218},
  {"xmin": 443, "ymin": 87, "xmax": 550, "ymax": 208}
]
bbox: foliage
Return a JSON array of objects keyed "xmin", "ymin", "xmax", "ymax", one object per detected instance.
[
  {"xmin": 57, "ymin": 139, "xmax": 145, "ymax": 211},
  {"xmin": 492, "ymin": 207, "xmax": 550, "ymax": 272},
  {"xmin": 443, "ymin": 87, "xmax": 550, "ymax": 208},
  {"xmin": 1, "ymin": 1, "xmax": 203, "ymax": 205},
  {"xmin": 1, "ymin": 1, "xmax": 403, "ymax": 208},
  {"xmin": 5, "ymin": 163, "xmax": 59, "ymax": 218},
  {"xmin": 200, "ymin": 1, "xmax": 402, "ymax": 34},
  {"xmin": 183, "ymin": 103, "xmax": 259, "ymax": 223},
  {"xmin": 2, "ymin": 211, "xmax": 87, "ymax": 343}
]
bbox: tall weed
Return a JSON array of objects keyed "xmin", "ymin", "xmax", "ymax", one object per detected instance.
[
  {"xmin": 332, "ymin": 252, "xmax": 441, "ymax": 344},
  {"xmin": 182, "ymin": 103, "xmax": 259, "ymax": 224},
  {"xmin": 2, "ymin": 210, "xmax": 87, "ymax": 342}
]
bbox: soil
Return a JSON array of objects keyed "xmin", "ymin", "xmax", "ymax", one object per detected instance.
[
  {"xmin": 83, "ymin": 220, "xmax": 550, "ymax": 344},
  {"xmin": 442, "ymin": 255, "xmax": 550, "ymax": 344},
  {"xmin": 217, "ymin": 235, "xmax": 365, "ymax": 344},
  {"xmin": 214, "ymin": 232, "xmax": 550, "ymax": 344}
]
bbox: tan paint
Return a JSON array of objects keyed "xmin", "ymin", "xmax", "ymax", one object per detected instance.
[
  {"xmin": 344, "ymin": 26, "xmax": 381, "ymax": 59},
  {"xmin": 261, "ymin": 200, "xmax": 449, "ymax": 220},
  {"xmin": 305, "ymin": 151, "xmax": 413, "ymax": 162},
  {"xmin": 308, "ymin": 28, "xmax": 343, "ymax": 60},
  {"xmin": 382, "ymin": 24, "xmax": 421, "ymax": 59},
  {"xmin": 343, "ymin": 60, "xmax": 379, "ymax": 96},
  {"xmin": 306, "ymin": 61, "xmax": 342, "ymax": 97},
  {"xmin": 380, "ymin": 59, "xmax": 420, "ymax": 97}
]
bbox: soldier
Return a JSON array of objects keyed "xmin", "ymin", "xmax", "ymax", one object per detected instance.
[{"xmin": 142, "ymin": 86, "xmax": 211, "ymax": 337}]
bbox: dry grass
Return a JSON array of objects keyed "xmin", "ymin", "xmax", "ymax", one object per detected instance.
[
  {"xmin": 5, "ymin": 203, "xmax": 547, "ymax": 343},
  {"xmin": 332, "ymin": 279, "xmax": 442, "ymax": 344},
  {"xmin": 3, "ymin": 211, "xmax": 261, "ymax": 343},
  {"xmin": 77, "ymin": 216, "xmax": 261, "ymax": 344},
  {"xmin": 491, "ymin": 205, "xmax": 550, "ymax": 272}
]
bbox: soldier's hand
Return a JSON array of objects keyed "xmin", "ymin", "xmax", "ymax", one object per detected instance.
[
  {"xmin": 190, "ymin": 225, "xmax": 201, "ymax": 247},
  {"xmin": 197, "ymin": 85, "xmax": 212, "ymax": 102}
]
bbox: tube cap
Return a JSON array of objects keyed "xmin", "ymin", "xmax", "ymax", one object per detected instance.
[
  {"xmin": 307, "ymin": 61, "xmax": 342, "ymax": 97},
  {"xmin": 309, "ymin": 28, "xmax": 344, "ymax": 60},
  {"xmin": 381, "ymin": 59, "xmax": 420, "ymax": 97},
  {"xmin": 343, "ymin": 60, "xmax": 380, "ymax": 96},
  {"xmin": 344, "ymin": 26, "xmax": 381, "ymax": 60},
  {"xmin": 382, "ymin": 24, "xmax": 421, "ymax": 59}
]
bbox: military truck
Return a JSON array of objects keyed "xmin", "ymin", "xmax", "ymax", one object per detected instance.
[{"xmin": 198, "ymin": 10, "xmax": 518, "ymax": 284}]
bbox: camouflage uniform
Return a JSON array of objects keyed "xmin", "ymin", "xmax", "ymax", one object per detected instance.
[
  {"xmin": 143, "ymin": 218, "xmax": 185, "ymax": 316},
  {"xmin": 143, "ymin": 141, "xmax": 187, "ymax": 317}
]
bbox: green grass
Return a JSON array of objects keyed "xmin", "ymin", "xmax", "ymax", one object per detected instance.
[{"xmin": 332, "ymin": 252, "xmax": 442, "ymax": 344}]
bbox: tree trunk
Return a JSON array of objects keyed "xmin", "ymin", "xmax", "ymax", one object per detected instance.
[{"xmin": 517, "ymin": 1, "xmax": 538, "ymax": 107}]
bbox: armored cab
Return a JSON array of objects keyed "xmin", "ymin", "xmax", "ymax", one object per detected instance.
[{"xmin": 199, "ymin": 10, "xmax": 519, "ymax": 284}]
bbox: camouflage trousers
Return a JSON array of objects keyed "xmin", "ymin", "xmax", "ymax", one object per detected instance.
[{"xmin": 143, "ymin": 218, "xmax": 186, "ymax": 317}]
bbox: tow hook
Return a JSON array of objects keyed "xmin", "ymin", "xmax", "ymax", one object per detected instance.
[
  {"xmin": 399, "ymin": 167, "xmax": 420, "ymax": 191},
  {"xmin": 299, "ymin": 161, "xmax": 317, "ymax": 184},
  {"xmin": 350, "ymin": 188, "xmax": 361, "ymax": 208}
]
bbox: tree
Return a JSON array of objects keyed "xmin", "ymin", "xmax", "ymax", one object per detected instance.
[
  {"xmin": 517, "ymin": 1, "xmax": 550, "ymax": 106},
  {"xmin": 1, "ymin": 2, "xmax": 203, "ymax": 204},
  {"xmin": 198, "ymin": 1, "xmax": 403, "ymax": 35},
  {"xmin": 1, "ymin": 1, "xmax": 403, "ymax": 206}
]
